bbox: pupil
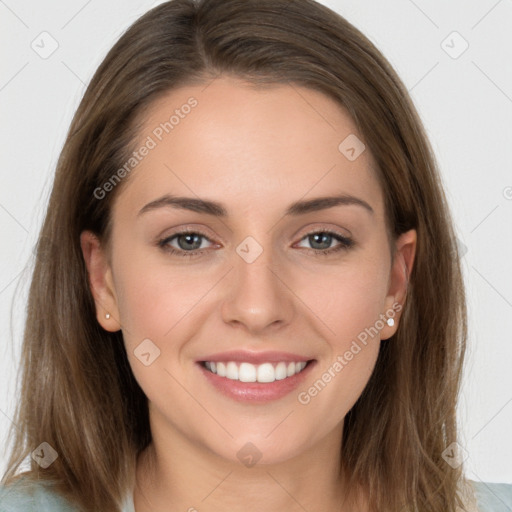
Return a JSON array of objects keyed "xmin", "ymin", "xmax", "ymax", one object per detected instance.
[
  {"xmin": 311, "ymin": 233, "xmax": 331, "ymax": 249},
  {"xmin": 179, "ymin": 234, "xmax": 201, "ymax": 250}
]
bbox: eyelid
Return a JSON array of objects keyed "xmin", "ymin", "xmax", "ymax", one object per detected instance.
[
  {"xmin": 162, "ymin": 228, "xmax": 217, "ymax": 247},
  {"xmin": 159, "ymin": 223, "xmax": 351, "ymax": 245},
  {"xmin": 293, "ymin": 228, "xmax": 354, "ymax": 253},
  {"xmin": 157, "ymin": 225, "xmax": 355, "ymax": 260},
  {"xmin": 296, "ymin": 222, "xmax": 353, "ymax": 240},
  {"xmin": 158, "ymin": 225, "xmax": 219, "ymax": 244},
  {"xmin": 295, "ymin": 223, "xmax": 352, "ymax": 239}
]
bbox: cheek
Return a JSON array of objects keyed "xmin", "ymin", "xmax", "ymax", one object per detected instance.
[
  {"xmin": 112, "ymin": 256, "xmax": 211, "ymax": 402},
  {"xmin": 294, "ymin": 256, "xmax": 387, "ymax": 401},
  {"xmin": 113, "ymin": 248, "xmax": 212, "ymax": 341},
  {"xmin": 298, "ymin": 257, "xmax": 389, "ymax": 345},
  {"xmin": 294, "ymin": 268, "xmax": 386, "ymax": 428},
  {"xmin": 114, "ymin": 243, "xmax": 390, "ymax": 359}
]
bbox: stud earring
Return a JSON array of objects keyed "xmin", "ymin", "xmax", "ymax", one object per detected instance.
[
  {"xmin": 386, "ymin": 317, "xmax": 395, "ymax": 327},
  {"xmin": 105, "ymin": 313, "xmax": 111, "ymax": 319}
]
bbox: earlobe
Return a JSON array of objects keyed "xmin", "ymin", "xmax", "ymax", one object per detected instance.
[
  {"xmin": 381, "ymin": 229, "xmax": 417, "ymax": 340},
  {"xmin": 80, "ymin": 230, "xmax": 122, "ymax": 332}
]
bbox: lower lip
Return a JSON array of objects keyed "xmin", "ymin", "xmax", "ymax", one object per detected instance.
[{"xmin": 197, "ymin": 361, "xmax": 316, "ymax": 403}]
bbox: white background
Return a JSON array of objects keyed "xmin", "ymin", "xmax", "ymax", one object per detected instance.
[{"xmin": 1, "ymin": 0, "xmax": 511, "ymax": 485}]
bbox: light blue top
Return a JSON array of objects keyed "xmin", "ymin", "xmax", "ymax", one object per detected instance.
[
  {"xmin": 1, "ymin": 478, "xmax": 511, "ymax": 511},
  {"xmin": 471, "ymin": 481, "xmax": 512, "ymax": 511},
  {"xmin": 0, "ymin": 478, "xmax": 134, "ymax": 512}
]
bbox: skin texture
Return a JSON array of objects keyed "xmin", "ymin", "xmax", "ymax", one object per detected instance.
[{"xmin": 81, "ymin": 76, "xmax": 416, "ymax": 512}]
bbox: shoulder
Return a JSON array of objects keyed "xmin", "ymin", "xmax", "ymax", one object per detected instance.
[
  {"xmin": 469, "ymin": 480, "xmax": 512, "ymax": 512},
  {"xmin": 0, "ymin": 478, "xmax": 79, "ymax": 512}
]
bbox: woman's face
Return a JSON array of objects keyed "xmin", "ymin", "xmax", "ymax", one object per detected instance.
[{"xmin": 82, "ymin": 75, "xmax": 415, "ymax": 466}]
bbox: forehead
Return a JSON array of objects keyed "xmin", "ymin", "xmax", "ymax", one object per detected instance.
[{"xmin": 115, "ymin": 76, "xmax": 384, "ymax": 220}]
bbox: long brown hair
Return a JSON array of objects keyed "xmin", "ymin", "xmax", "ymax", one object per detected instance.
[{"xmin": 1, "ymin": 0, "xmax": 470, "ymax": 510}]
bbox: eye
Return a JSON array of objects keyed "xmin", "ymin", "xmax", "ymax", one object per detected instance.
[
  {"xmin": 295, "ymin": 230, "xmax": 354, "ymax": 255},
  {"xmin": 158, "ymin": 229, "xmax": 214, "ymax": 258},
  {"xmin": 157, "ymin": 228, "xmax": 354, "ymax": 258}
]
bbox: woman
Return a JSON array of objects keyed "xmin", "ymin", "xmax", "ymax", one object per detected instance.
[{"xmin": 1, "ymin": 0, "xmax": 511, "ymax": 510}]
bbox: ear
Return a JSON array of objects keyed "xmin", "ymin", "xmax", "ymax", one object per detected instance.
[
  {"xmin": 380, "ymin": 229, "xmax": 416, "ymax": 340},
  {"xmin": 80, "ymin": 230, "xmax": 121, "ymax": 332}
]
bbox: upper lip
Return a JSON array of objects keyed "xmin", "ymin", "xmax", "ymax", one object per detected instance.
[{"xmin": 197, "ymin": 350, "xmax": 314, "ymax": 364}]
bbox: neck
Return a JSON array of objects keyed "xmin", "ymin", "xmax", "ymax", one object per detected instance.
[{"xmin": 133, "ymin": 417, "xmax": 366, "ymax": 512}]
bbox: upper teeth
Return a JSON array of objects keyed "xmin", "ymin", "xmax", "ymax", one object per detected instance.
[{"xmin": 204, "ymin": 361, "xmax": 307, "ymax": 383}]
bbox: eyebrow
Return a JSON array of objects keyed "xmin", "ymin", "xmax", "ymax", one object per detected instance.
[{"xmin": 138, "ymin": 193, "xmax": 374, "ymax": 217}]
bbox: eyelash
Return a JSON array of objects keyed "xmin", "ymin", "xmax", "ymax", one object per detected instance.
[{"xmin": 157, "ymin": 227, "xmax": 354, "ymax": 259}]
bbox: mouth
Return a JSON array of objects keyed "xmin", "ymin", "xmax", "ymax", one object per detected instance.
[
  {"xmin": 201, "ymin": 360, "xmax": 312, "ymax": 383},
  {"xmin": 196, "ymin": 351, "xmax": 317, "ymax": 402}
]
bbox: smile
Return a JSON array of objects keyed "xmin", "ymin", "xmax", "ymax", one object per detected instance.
[{"xmin": 202, "ymin": 361, "xmax": 308, "ymax": 383}]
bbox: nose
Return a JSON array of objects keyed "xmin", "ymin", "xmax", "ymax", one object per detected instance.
[{"xmin": 220, "ymin": 243, "xmax": 295, "ymax": 335}]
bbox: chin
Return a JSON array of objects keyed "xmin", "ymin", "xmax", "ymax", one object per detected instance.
[{"xmin": 205, "ymin": 430, "xmax": 313, "ymax": 468}]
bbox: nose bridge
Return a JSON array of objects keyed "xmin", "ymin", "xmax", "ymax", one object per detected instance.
[{"xmin": 220, "ymin": 233, "xmax": 294, "ymax": 332}]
